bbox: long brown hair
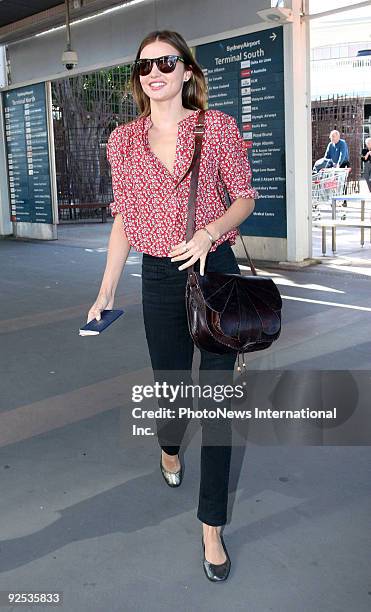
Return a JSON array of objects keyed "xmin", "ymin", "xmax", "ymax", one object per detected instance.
[{"xmin": 130, "ymin": 30, "xmax": 207, "ymax": 117}]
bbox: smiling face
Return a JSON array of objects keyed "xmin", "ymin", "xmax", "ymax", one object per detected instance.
[{"xmin": 138, "ymin": 40, "xmax": 193, "ymax": 104}]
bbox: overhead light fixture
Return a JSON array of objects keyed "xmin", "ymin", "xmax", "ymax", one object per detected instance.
[{"xmin": 257, "ymin": 7, "xmax": 294, "ymax": 23}]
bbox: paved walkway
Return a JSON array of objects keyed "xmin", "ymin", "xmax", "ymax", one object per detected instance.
[{"xmin": 0, "ymin": 221, "xmax": 370, "ymax": 612}]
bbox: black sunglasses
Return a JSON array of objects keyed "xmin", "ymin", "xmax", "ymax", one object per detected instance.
[{"xmin": 132, "ymin": 54, "xmax": 186, "ymax": 76}]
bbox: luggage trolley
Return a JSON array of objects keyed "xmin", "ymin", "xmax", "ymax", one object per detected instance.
[{"xmin": 312, "ymin": 163, "xmax": 351, "ymax": 221}]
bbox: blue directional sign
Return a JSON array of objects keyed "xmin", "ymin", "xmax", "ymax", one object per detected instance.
[
  {"xmin": 3, "ymin": 83, "xmax": 54, "ymax": 224},
  {"xmin": 195, "ymin": 27, "xmax": 287, "ymax": 238}
]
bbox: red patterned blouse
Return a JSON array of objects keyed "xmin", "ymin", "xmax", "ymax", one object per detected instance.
[{"xmin": 106, "ymin": 108, "xmax": 259, "ymax": 256}]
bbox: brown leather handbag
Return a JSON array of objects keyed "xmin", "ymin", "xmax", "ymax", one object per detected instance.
[{"xmin": 183, "ymin": 109, "xmax": 282, "ymax": 371}]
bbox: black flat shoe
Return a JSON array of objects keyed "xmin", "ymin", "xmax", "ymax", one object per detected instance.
[
  {"xmin": 202, "ymin": 533, "xmax": 231, "ymax": 582},
  {"xmin": 159, "ymin": 453, "xmax": 183, "ymax": 487}
]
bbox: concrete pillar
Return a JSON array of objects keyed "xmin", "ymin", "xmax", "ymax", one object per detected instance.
[{"xmin": 284, "ymin": 0, "xmax": 312, "ymax": 262}]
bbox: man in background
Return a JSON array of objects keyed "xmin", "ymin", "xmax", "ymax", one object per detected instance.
[{"xmin": 324, "ymin": 130, "xmax": 350, "ymax": 168}]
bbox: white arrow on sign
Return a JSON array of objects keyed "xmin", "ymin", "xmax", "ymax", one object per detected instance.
[{"xmin": 270, "ymin": 33, "xmax": 277, "ymax": 41}]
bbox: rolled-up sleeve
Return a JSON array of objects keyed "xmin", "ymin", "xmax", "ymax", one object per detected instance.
[
  {"xmin": 106, "ymin": 127, "xmax": 127, "ymax": 217},
  {"xmin": 218, "ymin": 115, "xmax": 259, "ymax": 202}
]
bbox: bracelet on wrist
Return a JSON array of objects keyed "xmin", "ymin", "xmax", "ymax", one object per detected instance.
[{"xmin": 202, "ymin": 227, "xmax": 216, "ymax": 244}]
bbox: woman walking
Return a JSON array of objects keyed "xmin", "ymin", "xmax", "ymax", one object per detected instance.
[{"xmin": 87, "ymin": 30, "xmax": 258, "ymax": 582}]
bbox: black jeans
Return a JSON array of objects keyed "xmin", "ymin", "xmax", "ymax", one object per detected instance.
[{"xmin": 141, "ymin": 240, "xmax": 240, "ymax": 526}]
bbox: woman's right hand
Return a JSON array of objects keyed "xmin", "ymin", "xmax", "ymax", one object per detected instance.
[{"xmin": 87, "ymin": 290, "xmax": 114, "ymax": 324}]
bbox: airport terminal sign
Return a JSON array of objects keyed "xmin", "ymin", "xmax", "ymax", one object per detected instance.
[
  {"xmin": 195, "ymin": 27, "xmax": 286, "ymax": 238},
  {"xmin": 3, "ymin": 83, "xmax": 53, "ymax": 224}
]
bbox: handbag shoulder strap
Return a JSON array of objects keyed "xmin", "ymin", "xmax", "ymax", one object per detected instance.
[{"xmin": 184, "ymin": 109, "xmax": 257, "ymax": 276}]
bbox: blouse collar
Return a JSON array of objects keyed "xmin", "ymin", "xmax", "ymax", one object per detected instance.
[{"xmin": 140, "ymin": 108, "xmax": 203, "ymax": 183}]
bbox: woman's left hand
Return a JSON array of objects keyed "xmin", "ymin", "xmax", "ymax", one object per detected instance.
[{"xmin": 168, "ymin": 229, "xmax": 213, "ymax": 275}]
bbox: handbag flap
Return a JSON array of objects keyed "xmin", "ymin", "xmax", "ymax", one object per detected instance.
[{"xmin": 196, "ymin": 272, "xmax": 282, "ymax": 338}]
